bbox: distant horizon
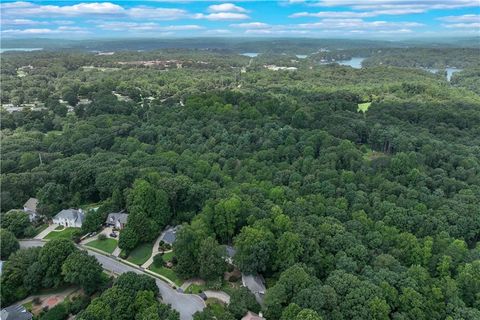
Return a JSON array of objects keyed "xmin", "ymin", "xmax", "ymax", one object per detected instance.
[{"xmin": 1, "ymin": 1, "xmax": 479, "ymax": 40}]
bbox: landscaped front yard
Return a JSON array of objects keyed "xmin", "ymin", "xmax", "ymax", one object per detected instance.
[
  {"xmin": 148, "ymin": 264, "xmax": 182, "ymax": 286},
  {"xmin": 44, "ymin": 228, "xmax": 77, "ymax": 240},
  {"xmin": 127, "ymin": 242, "xmax": 154, "ymax": 265},
  {"xmin": 86, "ymin": 238, "xmax": 118, "ymax": 254}
]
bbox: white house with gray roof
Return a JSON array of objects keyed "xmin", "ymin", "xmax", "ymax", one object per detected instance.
[{"xmin": 52, "ymin": 208, "xmax": 85, "ymax": 228}]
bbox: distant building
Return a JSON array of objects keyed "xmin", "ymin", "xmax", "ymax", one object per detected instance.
[
  {"xmin": 241, "ymin": 311, "xmax": 265, "ymax": 320},
  {"xmin": 52, "ymin": 209, "xmax": 85, "ymax": 228},
  {"xmin": 105, "ymin": 211, "xmax": 128, "ymax": 229},
  {"xmin": 1, "ymin": 305, "xmax": 33, "ymax": 320},
  {"xmin": 242, "ymin": 274, "xmax": 266, "ymax": 305},
  {"xmin": 23, "ymin": 197, "xmax": 39, "ymax": 222}
]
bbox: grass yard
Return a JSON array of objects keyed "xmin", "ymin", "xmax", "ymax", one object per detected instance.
[
  {"xmin": 148, "ymin": 264, "xmax": 182, "ymax": 286},
  {"xmin": 185, "ymin": 283, "xmax": 205, "ymax": 294},
  {"xmin": 55, "ymin": 225, "xmax": 65, "ymax": 230},
  {"xmin": 161, "ymin": 251, "xmax": 174, "ymax": 262},
  {"xmin": 86, "ymin": 238, "xmax": 118, "ymax": 254},
  {"xmin": 127, "ymin": 242, "xmax": 154, "ymax": 265},
  {"xmin": 357, "ymin": 102, "xmax": 371, "ymax": 113},
  {"xmin": 45, "ymin": 228, "xmax": 77, "ymax": 240},
  {"xmin": 22, "ymin": 301, "xmax": 33, "ymax": 312}
]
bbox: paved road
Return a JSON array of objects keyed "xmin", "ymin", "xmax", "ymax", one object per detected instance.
[{"xmin": 20, "ymin": 240, "xmax": 205, "ymax": 320}]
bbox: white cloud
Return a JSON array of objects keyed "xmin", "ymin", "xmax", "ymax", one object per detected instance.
[
  {"xmin": 295, "ymin": 18, "xmax": 423, "ymax": 31},
  {"xmin": 97, "ymin": 21, "xmax": 203, "ymax": 32},
  {"xmin": 230, "ymin": 22, "xmax": 270, "ymax": 29},
  {"xmin": 438, "ymin": 14, "xmax": 480, "ymax": 23},
  {"xmin": 290, "ymin": 8, "xmax": 425, "ymax": 18},
  {"xmin": 1, "ymin": 2, "xmax": 124, "ymax": 16},
  {"xmin": 311, "ymin": 0, "xmax": 479, "ymax": 11},
  {"xmin": 0, "ymin": 18, "xmax": 48, "ymax": 25},
  {"xmin": 207, "ymin": 3, "xmax": 248, "ymax": 13},
  {"xmin": 2, "ymin": 26, "xmax": 89, "ymax": 35},
  {"xmin": 442, "ymin": 22, "xmax": 480, "ymax": 28},
  {"xmin": 126, "ymin": 7, "xmax": 187, "ymax": 20},
  {"xmin": 195, "ymin": 12, "xmax": 249, "ymax": 21},
  {"xmin": 0, "ymin": 2, "xmax": 187, "ymax": 20}
]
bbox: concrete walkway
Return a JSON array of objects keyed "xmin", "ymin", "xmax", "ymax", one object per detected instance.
[
  {"xmin": 204, "ymin": 290, "xmax": 231, "ymax": 304},
  {"xmin": 141, "ymin": 231, "xmax": 165, "ymax": 269},
  {"xmin": 180, "ymin": 279, "xmax": 205, "ymax": 291},
  {"xmin": 34, "ymin": 224, "xmax": 58, "ymax": 239},
  {"xmin": 112, "ymin": 247, "xmax": 122, "ymax": 257},
  {"xmin": 81, "ymin": 227, "xmax": 115, "ymax": 245}
]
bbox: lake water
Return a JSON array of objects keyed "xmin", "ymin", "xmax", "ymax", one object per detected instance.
[
  {"xmin": 338, "ymin": 57, "xmax": 365, "ymax": 69},
  {"xmin": 0, "ymin": 48, "xmax": 43, "ymax": 53},
  {"xmin": 296, "ymin": 54, "xmax": 308, "ymax": 59},
  {"xmin": 426, "ymin": 67, "xmax": 463, "ymax": 81},
  {"xmin": 241, "ymin": 52, "xmax": 258, "ymax": 58}
]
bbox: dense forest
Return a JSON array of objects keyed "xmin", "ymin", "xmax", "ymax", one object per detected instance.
[{"xmin": 1, "ymin": 43, "xmax": 480, "ymax": 320}]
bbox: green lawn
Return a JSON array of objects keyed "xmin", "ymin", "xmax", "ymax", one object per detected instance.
[
  {"xmin": 22, "ymin": 301, "xmax": 33, "ymax": 312},
  {"xmin": 148, "ymin": 265, "xmax": 182, "ymax": 286},
  {"xmin": 162, "ymin": 251, "xmax": 174, "ymax": 262},
  {"xmin": 185, "ymin": 283, "xmax": 205, "ymax": 294},
  {"xmin": 86, "ymin": 238, "xmax": 118, "ymax": 254},
  {"xmin": 45, "ymin": 228, "xmax": 77, "ymax": 240},
  {"xmin": 358, "ymin": 102, "xmax": 371, "ymax": 113},
  {"xmin": 127, "ymin": 242, "xmax": 154, "ymax": 265}
]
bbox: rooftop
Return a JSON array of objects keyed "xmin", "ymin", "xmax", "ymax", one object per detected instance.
[
  {"xmin": 23, "ymin": 197, "xmax": 38, "ymax": 212},
  {"xmin": 1, "ymin": 305, "xmax": 33, "ymax": 320},
  {"xmin": 54, "ymin": 208, "xmax": 85, "ymax": 223}
]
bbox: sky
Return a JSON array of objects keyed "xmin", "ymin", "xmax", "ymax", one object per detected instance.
[{"xmin": 1, "ymin": 1, "xmax": 479, "ymax": 39}]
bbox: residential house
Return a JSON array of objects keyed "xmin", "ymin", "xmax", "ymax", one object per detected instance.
[
  {"xmin": 241, "ymin": 311, "xmax": 265, "ymax": 320},
  {"xmin": 105, "ymin": 211, "xmax": 128, "ymax": 229},
  {"xmin": 1, "ymin": 305, "xmax": 33, "ymax": 320},
  {"xmin": 242, "ymin": 274, "xmax": 266, "ymax": 305},
  {"xmin": 52, "ymin": 209, "xmax": 85, "ymax": 228},
  {"xmin": 160, "ymin": 226, "xmax": 180, "ymax": 245},
  {"xmin": 23, "ymin": 197, "xmax": 39, "ymax": 222}
]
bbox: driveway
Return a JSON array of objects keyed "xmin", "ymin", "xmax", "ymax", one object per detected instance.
[
  {"xmin": 20, "ymin": 240, "xmax": 205, "ymax": 320},
  {"xmin": 34, "ymin": 224, "xmax": 58, "ymax": 239},
  {"xmin": 141, "ymin": 231, "xmax": 165, "ymax": 269}
]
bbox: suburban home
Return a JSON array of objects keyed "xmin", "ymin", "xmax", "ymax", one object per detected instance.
[
  {"xmin": 241, "ymin": 311, "xmax": 265, "ymax": 320},
  {"xmin": 160, "ymin": 225, "xmax": 181, "ymax": 245},
  {"xmin": 52, "ymin": 208, "xmax": 85, "ymax": 228},
  {"xmin": 242, "ymin": 274, "xmax": 266, "ymax": 305},
  {"xmin": 23, "ymin": 197, "xmax": 39, "ymax": 222},
  {"xmin": 105, "ymin": 211, "xmax": 129, "ymax": 229},
  {"xmin": 1, "ymin": 305, "xmax": 33, "ymax": 320}
]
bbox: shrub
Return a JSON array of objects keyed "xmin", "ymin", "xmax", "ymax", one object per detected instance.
[
  {"xmin": 98, "ymin": 234, "xmax": 107, "ymax": 241},
  {"xmin": 153, "ymin": 253, "xmax": 164, "ymax": 267},
  {"xmin": 66, "ymin": 295, "xmax": 91, "ymax": 314},
  {"xmin": 40, "ymin": 303, "xmax": 68, "ymax": 320}
]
